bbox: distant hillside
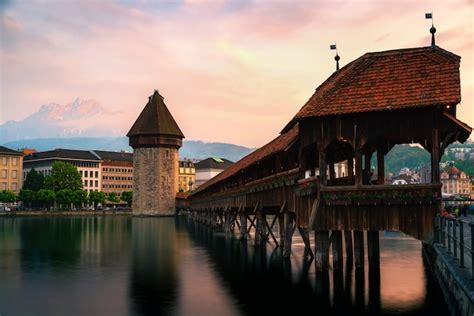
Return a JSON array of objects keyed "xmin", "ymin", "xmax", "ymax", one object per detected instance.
[{"xmin": 2, "ymin": 137, "xmax": 254, "ymax": 162}]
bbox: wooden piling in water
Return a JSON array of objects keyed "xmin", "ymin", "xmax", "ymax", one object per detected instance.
[
  {"xmin": 344, "ymin": 230, "xmax": 353, "ymax": 264},
  {"xmin": 240, "ymin": 210, "xmax": 247, "ymax": 239},
  {"xmin": 298, "ymin": 226, "xmax": 313, "ymax": 258},
  {"xmin": 367, "ymin": 230, "xmax": 380, "ymax": 267},
  {"xmin": 315, "ymin": 230, "xmax": 330, "ymax": 271},
  {"xmin": 283, "ymin": 211, "xmax": 295, "ymax": 258},
  {"xmin": 354, "ymin": 230, "xmax": 365, "ymax": 269},
  {"xmin": 332, "ymin": 230, "xmax": 343, "ymax": 270}
]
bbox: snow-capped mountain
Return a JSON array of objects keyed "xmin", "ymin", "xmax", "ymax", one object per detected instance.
[{"xmin": 0, "ymin": 98, "xmax": 130, "ymax": 143}]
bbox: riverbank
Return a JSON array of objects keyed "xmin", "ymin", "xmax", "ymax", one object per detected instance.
[{"xmin": 0, "ymin": 210, "xmax": 131, "ymax": 216}]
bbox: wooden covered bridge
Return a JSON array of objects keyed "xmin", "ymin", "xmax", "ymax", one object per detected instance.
[{"xmin": 184, "ymin": 45, "xmax": 472, "ymax": 271}]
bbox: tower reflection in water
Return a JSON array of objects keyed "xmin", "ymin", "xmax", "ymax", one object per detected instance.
[{"xmin": 129, "ymin": 218, "xmax": 179, "ymax": 315}]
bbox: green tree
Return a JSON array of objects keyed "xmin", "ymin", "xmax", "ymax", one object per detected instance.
[
  {"xmin": 121, "ymin": 191, "xmax": 133, "ymax": 206},
  {"xmin": 107, "ymin": 192, "xmax": 120, "ymax": 203},
  {"xmin": 89, "ymin": 191, "xmax": 106, "ymax": 207},
  {"xmin": 23, "ymin": 168, "xmax": 45, "ymax": 191},
  {"xmin": 72, "ymin": 190, "xmax": 88, "ymax": 208},
  {"xmin": 45, "ymin": 161, "xmax": 82, "ymax": 192},
  {"xmin": 56, "ymin": 189, "xmax": 74, "ymax": 209},
  {"xmin": 0, "ymin": 190, "xmax": 17, "ymax": 203},
  {"xmin": 36, "ymin": 189, "xmax": 55, "ymax": 209},
  {"xmin": 19, "ymin": 189, "xmax": 36, "ymax": 209}
]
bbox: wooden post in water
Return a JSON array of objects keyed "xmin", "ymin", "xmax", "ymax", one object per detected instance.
[
  {"xmin": 298, "ymin": 227, "xmax": 314, "ymax": 258},
  {"xmin": 344, "ymin": 230, "xmax": 354, "ymax": 263},
  {"xmin": 332, "ymin": 230, "xmax": 343, "ymax": 270},
  {"xmin": 240, "ymin": 209, "xmax": 247, "ymax": 239},
  {"xmin": 315, "ymin": 230, "xmax": 330, "ymax": 271},
  {"xmin": 354, "ymin": 230, "xmax": 365, "ymax": 269},
  {"xmin": 283, "ymin": 211, "xmax": 295, "ymax": 258},
  {"xmin": 278, "ymin": 213, "xmax": 285, "ymax": 249},
  {"xmin": 367, "ymin": 231, "xmax": 380, "ymax": 267}
]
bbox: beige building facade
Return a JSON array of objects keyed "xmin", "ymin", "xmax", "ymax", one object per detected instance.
[
  {"xmin": 95, "ymin": 151, "xmax": 133, "ymax": 197},
  {"xmin": 178, "ymin": 160, "xmax": 195, "ymax": 192},
  {"xmin": 441, "ymin": 164, "xmax": 470, "ymax": 196},
  {"xmin": 0, "ymin": 146, "xmax": 23, "ymax": 193}
]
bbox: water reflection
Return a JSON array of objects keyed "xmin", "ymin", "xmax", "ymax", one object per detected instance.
[
  {"xmin": 129, "ymin": 218, "xmax": 179, "ymax": 315},
  {"xmin": 0, "ymin": 217, "xmax": 449, "ymax": 316}
]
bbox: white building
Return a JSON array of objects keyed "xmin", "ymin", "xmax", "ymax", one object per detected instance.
[
  {"xmin": 195, "ymin": 157, "xmax": 233, "ymax": 188},
  {"xmin": 23, "ymin": 149, "xmax": 102, "ymax": 193}
]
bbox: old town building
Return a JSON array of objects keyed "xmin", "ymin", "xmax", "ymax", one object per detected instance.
[
  {"xmin": 178, "ymin": 160, "xmax": 195, "ymax": 192},
  {"xmin": 94, "ymin": 150, "xmax": 133, "ymax": 197},
  {"xmin": 23, "ymin": 149, "xmax": 102, "ymax": 193},
  {"xmin": 0, "ymin": 146, "xmax": 23, "ymax": 193},
  {"xmin": 440, "ymin": 164, "xmax": 470, "ymax": 196},
  {"xmin": 195, "ymin": 157, "xmax": 233, "ymax": 188}
]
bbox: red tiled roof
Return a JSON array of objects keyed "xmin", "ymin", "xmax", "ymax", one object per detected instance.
[
  {"xmin": 191, "ymin": 124, "xmax": 299, "ymax": 196},
  {"xmin": 285, "ymin": 46, "xmax": 460, "ymax": 128}
]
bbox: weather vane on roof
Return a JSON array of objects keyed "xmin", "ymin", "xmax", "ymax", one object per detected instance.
[
  {"xmin": 330, "ymin": 43, "xmax": 340, "ymax": 71},
  {"xmin": 425, "ymin": 12, "xmax": 436, "ymax": 47}
]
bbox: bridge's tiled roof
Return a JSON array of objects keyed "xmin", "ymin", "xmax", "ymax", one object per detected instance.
[
  {"xmin": 283, "ymin": 46, "xmax": 460, "ymax": 131},
  {"xmin": 192, "ymin": 124, "xmax": 299, "ymax": 195}
]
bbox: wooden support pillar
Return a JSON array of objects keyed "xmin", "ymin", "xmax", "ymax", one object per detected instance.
[
  {"xmin": 348, "ymin": 158, "xmax": 354, "ymax": 183},
  {"xmin": 367, "ymin": 231, "xmax": 380, "ymax": 267},
  {"xmin": 315, "ymin": 230, "xmax": 330, "ymax": 271},
  {"xmin": 318, "ymin": 144, "xmax": 327, "ymax": 185},
  {"xmin": 298, "ymin": 227, "xmax": 314, "ymax": 258},
  {"xmin": 354, "ymin": 230, "xmax": 365, "ymax": 269},
  {"xmin": 364, "ymin": 152, "xmax": 372, "ymax": 173},
  {"xmin": 255, "ymin": 210, "xmax": 264, "ymax": 245},
  {"xmin": 278, "ymin": 213, "xmax": 285, "ymax": 249},
  {"xmin": 240, "ymin": 210, "xmax": 247, "ymax": 239},
  {"xmin": 332, "ymin": 230, "xmax": 343, "ymax": 270},
  {"xmin": 344, "ymin": 230, "xmax": 353, "ymax": 263},
  {"xmin": 355, "ymin": 148, "xmax": 363, "ymax": 187},
  {"xmin": 431, "ymin": 128, "xmax": 440, "ymax": 183},
  {"xmin": 377, "ymin": 150, "xmax": 385, "ymax": 185},
  {"xmin": 283, "ymin": 212, "xmax": 295, "ymax": 258},
  {"xmin": 329, "ymin": 163, "xmax": 336, "ymax": 181}
]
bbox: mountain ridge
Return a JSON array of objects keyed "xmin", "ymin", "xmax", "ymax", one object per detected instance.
[{"xmin": 2, "ymin": 137, "xmax": 254, "ymax": 162}]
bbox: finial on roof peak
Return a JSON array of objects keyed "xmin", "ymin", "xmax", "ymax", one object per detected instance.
[
  {"xmin": 425, "ymin": 12, "xmax": 436, "ymax": 47},
  {"xmin": 330, "ymin": 43, "xmax": 340, "ymax": 71}
]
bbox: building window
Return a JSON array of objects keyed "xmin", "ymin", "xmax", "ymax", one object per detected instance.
[
  {"xmin": 85, "ymin": 170, "xmax": 88, "ymax": 177},
  {"xmin": 12, "ymin": 170, "xmax": 17, "ymax": 179},
  {"xmin": 11, "ymin": 183, "xmax": 17, "ymax": 191},
  {"xmin": 84, "ymin": 180, "xmax": 87, "ymax": 187},
  {"xmin": 12, "ymin": 157, "xmax": 18, "ymax": 166},
  {"xmin": 80, "ymin": 170, "xmax": 83, "ymax": 176},
  {"xmin": 95, "ymin": 180, "xmax": 98, "ymax": 187},
  {"xmin": 1, "ymin": 182, "xmax": 6, "ymax": 190},
  {"xmin": 95, "ymin": 171, "xmax": 98, "ymax": 178},
  {"xmin": 1, "ymin": 169, "xmax": 6, "ymax": 179},
  {"xmin": 1, "ymin": 157, "xmax": 6, "ymax": 165},
  {"xmin": 90, "ymin": 180, "xmax": 93, "ymax": 187}
]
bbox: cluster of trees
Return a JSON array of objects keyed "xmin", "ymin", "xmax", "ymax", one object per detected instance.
[{"xmin": 0, "ymin": 161, "xmax": 133, "ymax": 209}]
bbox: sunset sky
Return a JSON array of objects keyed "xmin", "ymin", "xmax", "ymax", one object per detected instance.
[{"xmin": 1, "ymin": 0, "xmax": 473, "ymax": 147}]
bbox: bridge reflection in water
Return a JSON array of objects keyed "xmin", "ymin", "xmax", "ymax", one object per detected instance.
[{"xmin": 181, "ymin": 218, "xmax": 449, "ymax": 315}]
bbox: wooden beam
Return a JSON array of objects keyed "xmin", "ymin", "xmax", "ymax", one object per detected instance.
[
  {"xmin": 344, "ymin": 230, "xmax": 354, "ymax": 264},
  {"xmin": 431, "ymin": 128, "xmax": 440, "ymax": 183},
  {"xmin": 298, "ymin": 226, "xmax": 314, "ymax": 258},
  {"xmin": 354, "ymin": 230, "xmax": 365, "ymax": 269},
  {"xmin": 377, "ymin": 150, "xmax": 385, "ymax": 185},
  {"xmin": 318, "ymin": 144, "xmax": 327, "ymax": 185},
  {"xmin": 315, "ymin": 230, "xmax": 330, "ymax": 271},
  {"xmin": 367, "ymin": 231, "xmax": 380, "ymax": 267},
  {"xmin": 307, "ymin": 189, "xmax": 321, "ymax": 232},
  {"xmin": 355, "ymin": 148, "xmax": 363, "ymax": 187},
  {"xmin": 348, "ymin": 158, "xmax": 354, "ymax": 184},
  {"xmin": 332, "ymin": 230, "xmax": 343, "ymax": 270},
  {"xmin": 283, "ymin": 211, "xmax": 296, "ymax": 258}
]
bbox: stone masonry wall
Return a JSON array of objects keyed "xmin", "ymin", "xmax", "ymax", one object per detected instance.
[{"xmin": 132, "ymin": 147, "xmax": 179, "ymax": 216}]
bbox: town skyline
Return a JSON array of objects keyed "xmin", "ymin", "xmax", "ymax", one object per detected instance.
[{"xmin": 1, "ymin": 0, "xmax": 473, "ymax": 147}]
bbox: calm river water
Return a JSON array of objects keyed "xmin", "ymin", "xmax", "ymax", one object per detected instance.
[{"xmin": 0, "ymin": 216, "xmax": 449, "ymax": 315}]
